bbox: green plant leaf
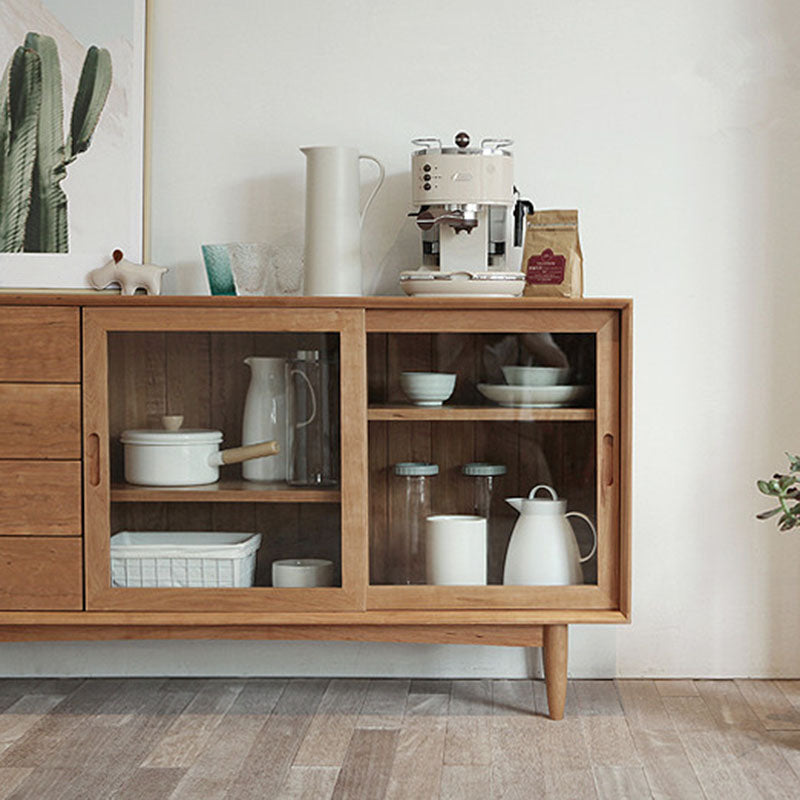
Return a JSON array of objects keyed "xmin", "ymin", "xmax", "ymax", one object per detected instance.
[
  {"xmin": 779, "ymin": 474, "xmax": 796, "ymax": 491},
  {"xmin": 0, "ymin": 46, "xmax": 42, "ymax": 253},
  {"xmin": 70, "ymin": 46, "xmax": 111, "ymax": 156},
  {"xmin": 757, "ymin": 507, "xmax": 782, "ymax": 520},
  {"xmin": 23, "ymin": 32, "xmax": 67, "ymax": 253},
  {"xmin": 758, "ymin": 480, "xmax": 777, "ymax": 496}
]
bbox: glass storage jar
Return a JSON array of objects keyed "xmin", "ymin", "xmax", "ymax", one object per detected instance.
[
  {"xmin": 462, "ymin": 462, "xmax": 507, "ymax": 583},
  {"xmin": 390, "ymin": 462, "xmax": 439, "ymax": 584}
]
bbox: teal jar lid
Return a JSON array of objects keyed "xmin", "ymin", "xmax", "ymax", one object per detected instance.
[
  {"xmin": 394, "ymin": 462, "xmax": 439, "ymax": 476},
  {"xmin": 462, "ymin": 462, "xmax": 507, "ymax": 477}
]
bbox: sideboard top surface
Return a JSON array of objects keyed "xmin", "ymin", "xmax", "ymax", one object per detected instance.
[{"xmin": 0, "ymin": 293, "xmax": 632, "ymax": 311}]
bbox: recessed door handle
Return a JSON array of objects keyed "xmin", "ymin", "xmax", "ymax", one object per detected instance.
[
  {"xmin": 87, "ymin": 433, "xmax": 101, "ymax": 487},
  {"xmin": 603, "ymin": 433, "xmax": 614, "ymax": 487}
]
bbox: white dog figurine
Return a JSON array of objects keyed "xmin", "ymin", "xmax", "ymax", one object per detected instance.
[{"xmin": 89, "ymin": 250, "xmax": 168, "ymax": 295}]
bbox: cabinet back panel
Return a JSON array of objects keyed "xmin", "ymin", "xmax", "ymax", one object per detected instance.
[
  {"xmin": 110, "ymin": 502, "xmax": 341, "ymax": 588},
  {"xmin": 369, "ymin": 420, "xmax": 596, "ymax": 586},
  {"xmin": 107, "ymin": 331, "xmax": 340, "ymax": 483}
]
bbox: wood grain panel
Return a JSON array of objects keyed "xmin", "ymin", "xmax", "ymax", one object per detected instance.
[
  {"xmin": 368, "ymin": 406, "xmax": 595, "ymax": 421},
  {"xmin": 0, "ymin": 294, "xmax": 632, "ymax": 310},
  {"xmin": 111, "ymin": 481, "xmax": 340, "ymax": 503},
  {"xmin": 595, "ymin": 318, "xmax": 620, "ymax": 606},
  {"xmin": 0, "ymin": 461, "xmax": 81, "ymax": 535},
  {"xmin": 0, "ymin": 384, "xmax": 80, "ymax": 459},
  {"xmin": 366, "ymin": 308, "xmax": 616, "ymax": 333},
  {"xmin": 0, "ymin": 307, "xmax": 79, "ymax": 382},
  {"xmin": 0, "ymin": 537, "xmax": 82, "ymax": 610}
]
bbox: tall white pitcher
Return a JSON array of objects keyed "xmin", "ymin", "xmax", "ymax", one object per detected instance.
[
  {"xmin": 242, "ymin": 357, "xmax": 286, "ymax": 482},
  {"xmin": 301, "ymin": 146, "xmax": 385, "ymax": 296}
]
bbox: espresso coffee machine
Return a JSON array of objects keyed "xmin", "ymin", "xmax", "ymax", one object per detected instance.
[{"xmin": 400, "ymin": 132, "xmax": 533, "ymax": 296}]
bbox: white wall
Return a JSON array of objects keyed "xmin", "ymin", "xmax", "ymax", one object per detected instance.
[{"xmin": 5, "ymin": 0, "xmax": 800, "ymax": 678}]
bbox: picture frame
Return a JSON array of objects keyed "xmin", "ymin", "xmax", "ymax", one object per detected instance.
[{"xmin": 0, "ymin": 0, "xmax": 148, "ymax": 291}]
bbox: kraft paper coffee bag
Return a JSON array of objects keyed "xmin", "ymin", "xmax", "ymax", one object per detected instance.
[{"xmin": 522, "ymin": 210, "xmax": 583, "ymax": 297}]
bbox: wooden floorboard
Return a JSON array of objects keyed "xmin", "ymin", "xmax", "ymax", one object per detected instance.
[{"xmin": 0, "ymin": 678, "xmax": 798, "ymax": 799}]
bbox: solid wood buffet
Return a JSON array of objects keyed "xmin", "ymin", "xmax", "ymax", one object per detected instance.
[{"xmin": 0, "ymin": 295, "xmax": 631, "ymax": 720}]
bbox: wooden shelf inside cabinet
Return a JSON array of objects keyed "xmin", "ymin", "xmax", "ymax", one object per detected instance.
[
  {"xmin": 367, "ymin": 405, "xmax": 596, "ymax": 422},
  {"xmin": 110, "ymin": 480, "xmax": 341, "ymax": 504}
]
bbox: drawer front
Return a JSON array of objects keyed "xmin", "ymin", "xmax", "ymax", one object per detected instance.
[
  {"xmin": 0, "ymin": 307, "xmax": 80, "ymax": 382},
  {"xmin": 0, "ymin": 461, "xmax": 82, "ymax": 535},
  {"xmin": 0, "ymin": 537, "xmax": 83, "ymax": 610},
  {"xmin": 0, "ymin": 384, "xmax": 81, "ymax": 458}
]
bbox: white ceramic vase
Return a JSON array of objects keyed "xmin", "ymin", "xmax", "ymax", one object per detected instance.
[{"xmin": 301, "ymin": 145, "xmax": 385, "ymax": 296}]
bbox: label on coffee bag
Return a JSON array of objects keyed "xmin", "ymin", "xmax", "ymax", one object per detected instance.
[
  {"xmin": 521, "ymin": 210, "xmax": 583, "ymax": 297},
  {"xmin": 526, "ymin": 248, "xmax": 566, "ymax": 285}
]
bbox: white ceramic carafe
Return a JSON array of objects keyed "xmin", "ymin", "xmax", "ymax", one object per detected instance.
[
  {"xmin": 242, "ymin": 357, "xmax": 286, "ymax": 481},
  {"xmin": 503, "ymin": 485, "xmax": 597, "ymax": 586},
  {"xmin": 301, "ymin": 145, "xmax": 385, "ymax": 296}
]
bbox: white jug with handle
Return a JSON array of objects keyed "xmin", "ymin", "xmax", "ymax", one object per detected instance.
[
  {"xmin": 503, "ymin": 484, "xmax": 597, "ymax": 585},
  {"xmin": 242, "ymin": 357, "xmax": 286, "ymax": 482},
  {"xmin": 301, "ymin": 145, "xmax": 385, "ymax": 296}
]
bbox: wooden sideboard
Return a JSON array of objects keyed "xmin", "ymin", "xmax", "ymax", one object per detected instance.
[{"xmin": 0, "ymin": 295, "xmax": 631, "ymax": 720}]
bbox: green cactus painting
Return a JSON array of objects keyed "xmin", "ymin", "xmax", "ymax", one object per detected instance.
[{"xmin": 0, "ymin": 32, "xmax": 111, "ymax": 253}]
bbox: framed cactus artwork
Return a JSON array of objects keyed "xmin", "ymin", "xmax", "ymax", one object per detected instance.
[{"xmin": 0, "ymin": 0, "xmax": 146, "ymax": 289}]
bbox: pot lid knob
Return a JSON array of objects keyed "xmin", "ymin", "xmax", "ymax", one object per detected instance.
[{"xmin": 161, "ymin": 415, "xmax": 184, "ymax": 431}]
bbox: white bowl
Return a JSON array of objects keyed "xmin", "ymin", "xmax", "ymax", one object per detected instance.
[
  {"xmin": 400, "ymin": 372, "xmax": 456, "ymax": 406},
  {"xmin": 477, "ymin": 383, "xmax": 590, "ymax": 408},
  {"xmin": 502, "ymin": 366, "xmax": 571, "ymax": 387}
]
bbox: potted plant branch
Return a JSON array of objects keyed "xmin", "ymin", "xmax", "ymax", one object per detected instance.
[{"xmin": 757, "ymin": 454, "xmax": 800, "ymax": 531}]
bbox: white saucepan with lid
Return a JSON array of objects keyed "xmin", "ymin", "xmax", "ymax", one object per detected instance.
[{"xmin": 121, "ymin": 416, "xmax": 280, "ymax": 486}]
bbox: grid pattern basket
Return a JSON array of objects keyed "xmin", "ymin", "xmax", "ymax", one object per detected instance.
[{"xmin": 110, "ymin": 532, "xmax": 262, "ymax": 588}]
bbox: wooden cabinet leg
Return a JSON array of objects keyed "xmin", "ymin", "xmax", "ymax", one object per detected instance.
[{"xmin": 543, "ymin": 624, "xmax": 568, "ymax": 720}]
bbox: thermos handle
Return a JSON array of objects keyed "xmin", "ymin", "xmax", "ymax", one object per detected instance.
[
  {"xmin": 565, "ymin": 512, "xmax": 598, "ymax": 563},
  {"xmin": 528, "ymin": 484, "xmax": 558, "ymax": 499},
  {"xmin": 290, "ymin": 369, "xmax": 317, "ymax": 428},
  {"xmin": 358, "ymin": 154, "xmax": 385, "ymax": 227}
]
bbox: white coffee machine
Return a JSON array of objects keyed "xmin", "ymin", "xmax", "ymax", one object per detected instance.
[{"xmin": 400, "ymin": 132, "xmax": 533, "ymax": 296}]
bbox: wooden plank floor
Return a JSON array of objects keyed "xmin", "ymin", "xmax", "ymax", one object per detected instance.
[{"xmin": 0, "ymin": 679, "xmax": 799, "ymax": 798}]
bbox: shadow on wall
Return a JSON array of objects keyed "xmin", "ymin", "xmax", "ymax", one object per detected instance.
[
  {"xmin": 762, "ymin": 0, "xmax": 800, "ymax": 675},
  {"xmin": 165, "ymin": 167, "xmax": 418, "ymax": 296},
  {"xmin": 164, "ymin": 171, "xmax": 306, "ymax": 295},
  {"xmin": 363, "ymin": 171, "xmax": 420, "ymax": 296}
]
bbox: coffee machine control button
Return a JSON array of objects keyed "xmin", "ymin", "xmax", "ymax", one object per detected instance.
[
  {"xmin": 423, "ymin": 183, "xmax": 431, "ymax": 191},
  {"xmin": 423, "ymin": 163, "xmax": 431, "ymax": 172}
]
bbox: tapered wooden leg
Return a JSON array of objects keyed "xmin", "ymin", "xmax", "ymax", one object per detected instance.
[{"xmin": 543, "ymin": 624, "xmax": 568, "ymax": 720}]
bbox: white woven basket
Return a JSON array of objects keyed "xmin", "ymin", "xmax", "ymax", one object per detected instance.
[{"xmin": 110, "ymin": 532, "xmax": 262, "ymax": 588}]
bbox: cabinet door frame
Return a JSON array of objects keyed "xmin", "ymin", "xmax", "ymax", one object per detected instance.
[
  {"xmin": 83, "ymin": 307, "xmax": 368, "ymax": 612},
  {"xmin": 364, "ymin": 306, "xmax": 627, "ymax": 612}
]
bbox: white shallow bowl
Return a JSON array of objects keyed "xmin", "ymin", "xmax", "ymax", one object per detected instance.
[
  {"xmin": 477, "ymin": 383, "xmax": 590, "ymax": 408},
  {"xmin": 400, "ymin": 372, "xmax": 456, "ymax": 406},
  {"xmin": 502, "ymin": 366, "xmax": 571, "ymax": 387}
]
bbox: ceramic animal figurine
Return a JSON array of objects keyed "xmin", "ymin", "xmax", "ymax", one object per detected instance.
[{"xmin": 88, "ymin": 250, "xmax": 168, "ymax": 295}]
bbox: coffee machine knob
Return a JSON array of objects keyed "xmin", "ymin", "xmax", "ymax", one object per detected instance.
[{"xmin": 454, "ymin": 131, "xmax": 470, "ymax": 149}]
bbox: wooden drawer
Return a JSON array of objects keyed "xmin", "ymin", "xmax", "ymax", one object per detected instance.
[
  {"xmin": 0, "ymin": 537, "xmax": 83, "ymax": 610},
  {"xmin": 0, "ymin": 384, "xmax": 81, "ymax": 458},
  {"xmin": 0, "ymin": 307, "xmax": 80, "ymax": 382},
  {"xmin": 0, "ymin": 461, "xmax": 82, "ymax": 535}
]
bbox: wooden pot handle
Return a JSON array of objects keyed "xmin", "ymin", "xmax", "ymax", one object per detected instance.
[{"xmin": 219, "ymin": 440, "xmax": 280, "ymax": 465}]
